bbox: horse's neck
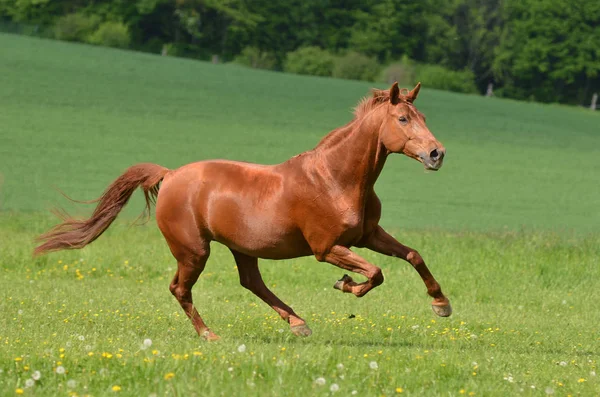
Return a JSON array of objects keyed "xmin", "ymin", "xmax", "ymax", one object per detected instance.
[{"xmin": 314, "ymin": 116, "xmax": 388, "ymax": 199}]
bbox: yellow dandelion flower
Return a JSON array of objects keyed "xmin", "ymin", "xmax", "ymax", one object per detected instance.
[
  {"xmin": 459, "ymin": 389, "xmax": 466, "ymax": 394},
  {"xmin": 14, "ymin": 357, "xmax": 22, "ymax": 362},
  {"xmin": 23, "ymin": 365, "xmax": 29, "ymax": 371},
  {"xmin": 578, "ymin": 378, "xmax": 586, "ymax": 383},
  {"xmin": 112, "ymin": 385, "xmax": 121, "ymax": 392},
  {"xmin": 164, "ymin": 372, "xmax": 175, "ymax": 380},
  {"xmin": 193, "ymin": 351, "xmax": 202, "ymax": 356},
  {"xmin": 469, "ymin": 393, "xmax": 475, "ymax": 396},
  {"xmin": 395, "ymin": 387, "xmax": 404, "ymax": 393},
  {"xmin": 88, "ymin": 352, "xmax": 94, "ymax": 357},
  {"xmin": 152, "ymin": 350, "xmax": 158, "ymax": 355},
  {"xmin": 281, "ymin": 347, "xmax": 286, "ymax": 352}
]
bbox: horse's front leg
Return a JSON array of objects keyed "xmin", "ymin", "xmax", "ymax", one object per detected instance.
[
  {"xmin": 317, "ymin": 245, "xmax": 384, "ymax": 297},
  {"xmin": 358, "ymin": 225, "xmax": 452, "ymax": 317}
]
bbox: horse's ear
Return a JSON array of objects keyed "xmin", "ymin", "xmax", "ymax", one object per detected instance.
[
  {"xmin": 389, "ymin": 82, "xmax": 400, "ymax": 105},
  {"xmin": 406, "ymin": 82, "xmax": 421, "ymax": 103}
]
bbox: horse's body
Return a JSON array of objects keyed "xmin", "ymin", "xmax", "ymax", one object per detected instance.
[{"xmin": 35, "ymin": 83, "xmax": 452, "ymax": 339}]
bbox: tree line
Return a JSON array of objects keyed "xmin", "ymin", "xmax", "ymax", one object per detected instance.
[{"xmin": 1, "ymin": 0, "xmax": 598, "ymax": 106}]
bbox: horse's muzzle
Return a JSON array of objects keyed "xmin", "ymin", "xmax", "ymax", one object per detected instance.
[{"xmin": 420, "ymin": 148, "xmax": 445, "ymax": 171}]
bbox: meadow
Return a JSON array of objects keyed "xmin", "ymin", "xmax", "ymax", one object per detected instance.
[{"xmin": 1, "ymin": 33, "xmax": 599, "ymax": 396}]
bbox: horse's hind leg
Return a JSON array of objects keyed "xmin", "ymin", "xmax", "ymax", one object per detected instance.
[
  {"xmin": 231, "ymin": 250, "xmax": 312, "ymax": 337},
  {"xmin": 167, "ymin": 241, "xmax": 220, "ymax": 341}
]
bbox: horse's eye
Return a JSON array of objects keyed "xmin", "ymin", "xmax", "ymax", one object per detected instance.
[{"xmin": 398, "ymin": 116, "xmax": 408, "ymax": 125}]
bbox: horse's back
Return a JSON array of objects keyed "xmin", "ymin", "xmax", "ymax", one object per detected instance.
[{"xmin": 156, "ymin": 160, "xmax": 312, "ymax": 259}]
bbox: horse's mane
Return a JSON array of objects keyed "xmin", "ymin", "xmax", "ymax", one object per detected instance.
[
  {"xmin": 353, "ymin": 87, "xmax": 412, "ymax": 119},
  {"xmin": 313, "ymin": 86, "xmax": 413, "ymax": 150}
]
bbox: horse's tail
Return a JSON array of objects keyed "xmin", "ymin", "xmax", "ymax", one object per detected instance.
[{"xmin": 34, "ymin": 163, "xmax": 170, "ymax": 256}]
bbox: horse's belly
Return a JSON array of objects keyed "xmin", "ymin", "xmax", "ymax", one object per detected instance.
[
  {"xmin": 208, "ymin": 199, "xmax": 312, "ymax": 259},
  {"xmin": 213, "ymin": 226, "xmax": 313, "ymax": 259}
]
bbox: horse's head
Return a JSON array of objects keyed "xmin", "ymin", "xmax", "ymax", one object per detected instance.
[{"xmin": 378, "ymin": 82, "xmax": 445, "ymax": 171}]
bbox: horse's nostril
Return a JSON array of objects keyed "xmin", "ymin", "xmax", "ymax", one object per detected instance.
[{"xmin": 430, "ymin": 149, "xmax": 439, "ymax": 161}]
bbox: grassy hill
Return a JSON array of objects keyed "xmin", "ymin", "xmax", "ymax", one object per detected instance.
[{"xmin": 1, "ymin": 33, "xmax": 599, "ymax": 232}]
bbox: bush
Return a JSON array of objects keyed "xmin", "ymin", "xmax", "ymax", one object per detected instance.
[
  {"xmin": 379, "ymin": 55, "xmax": 416, "ymax": 85},
  {"xmin": 54, "ymin": 13, "xmax": 99, "ymax": 42},
  {"xmin": 284, "ymin": 47, "xmax": 336, "ymax": 77},
  {"xmin": 86, "ymin": 22, "xmax": 131, "ymax": 49},
  {"xmin": 233, "ymin": 47, "xmax": 277, "ymax": 70},
  {"xmin": 333, "ymin": 51, "xmax": 380, "ymax": 82},
  {"xmin": 414, "ymin": 64, "xmax": 478, "ymax": 94}
]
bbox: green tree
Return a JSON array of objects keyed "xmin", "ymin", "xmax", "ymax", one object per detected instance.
[{"xmin": 494, "ymin": 0, "xmax": 600, "ymax": 104}]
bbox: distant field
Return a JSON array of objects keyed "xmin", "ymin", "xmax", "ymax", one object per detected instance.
[
  {"xmin": 1, "ymin": 34, "xmax": 600, "ymax": 396},
  {"xmin": 1, "ymin": 34, "xmax": 599, "ymax": 232}
]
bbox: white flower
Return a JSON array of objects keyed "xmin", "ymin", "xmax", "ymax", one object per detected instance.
[
  {"xmin": 278, "ymin": 329, "xmax": 284, "ymax": 333},
  {"xmin": 237, "ymin": 344, "xmax": 246, "ymax": 353},
  {"xmin": 562, "ymin": 300, "xmax": 567, "ymax": 305},
  {"xmin": 559, "ymin": 361, "xmax": 567, "ymax": 366},
  {"xmin": 85, "ymin": 345, "xmax": 92, "ymax": 351},
  {"xmin": 472, "ymin": 362, "xmax": 478, "ymax": 366},
  {"xmin": 55, "ymin": 366, "xmax": 66, "ymax": 375},
  {"xmin": 32, "ymin": 371, "xmax": 41, "ymax": 380},
  {"xmin": 545, "ymin": 387, "xmax": 554, "ymax": 395},
  {"xmin": 504, "ymin": 376, "xmax": 513, "ymax": 383},
  {"xmin": 25, "ymin": 379, "xmax": 35, "ymax": 388},
  {"xmin": 18, "ymin": 310, "xmax": 23, "ymax": 315},
  {"xmin": 227, "ymin": 367, "xmax": 233, "ymax": 372},
  {"xmin": 143, "ymin": 339, "xmax": 152, "ymax": 348},
  {"xmin": 330, "ymin": 383, "xmax": 340, "ymax": 392},
  {"xmin": 470, "ymin": 334, "xmax": 478, "ymax": 339},
  {"xmin": 351, "ymin": 391, "xmax": 358, "ymax": 395},
  {"xmin": 530, "ymin": 385, "xmax": 536, "ymax": 389},
  {"xmin": 339, "ymin": 375, "xmax": 345, "ymax": 380},
  {"xmin": 591, "ymin": 371, "xmax": 596, "ymax": 376},
  {"xmin": 336, "ymin": 363, "xmax": 344, "ymax": 371},
  {"xmin": 67, "ymin": 379, "xmax": 77, "ymax": 388},
  {"xmin": 369, "ymin": 361, "xmax": 378, "ymax": 370},
  {"xmin": 411, "ymin": 325, "xmax": 419, "ymax": 330},
  {"xmin": 66, "ymin": 341, "xmax": 72, "ymax": 348},
  {"xmin": 149, "ymin": 394, "xmax": 157, "ymax": 397},
  {"xmin": 314, "ymin": 377, "xmax": 326, "ymax": 386},
  {"xmin": 78, "ymin": 335, "xmax": 85, "ymax": 341}
]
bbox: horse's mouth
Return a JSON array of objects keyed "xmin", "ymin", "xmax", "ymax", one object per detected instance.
[{"xmin": 421, "ymin": 158, "xmax": 443, "ymax": 171}]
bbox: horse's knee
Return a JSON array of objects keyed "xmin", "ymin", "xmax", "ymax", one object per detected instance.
[
  {"xmin": 169, "ymin": 283, "xmax": 177, "ymax": 297},
  {"xmin": 371, "ymin": 267, "xmax": 384, "ymax": 286}
]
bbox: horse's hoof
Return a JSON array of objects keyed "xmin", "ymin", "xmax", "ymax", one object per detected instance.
[
  {"xmin": 290, "ymin": 324, "xmax": 312, "ymax": 337},
  {"xmin": 431, "ymin": 301, "xmax": 452, "ymax": 317},
  {"xmin": 333, "ymin": 274, "xmax": 353, "ymax": 291},
  {"xmin": 201, "ymin": 330, "xmax": 221, "ymax": 341}
]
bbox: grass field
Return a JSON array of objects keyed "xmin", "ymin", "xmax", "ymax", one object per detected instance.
[{"xmin": 1, "ymin": 33, "xmax": 600, "ymax": 396}]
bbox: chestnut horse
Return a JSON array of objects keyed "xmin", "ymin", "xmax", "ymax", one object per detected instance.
[{"xmin": 34, "ymin": 82, "xmax": 451, "ymax": 340}]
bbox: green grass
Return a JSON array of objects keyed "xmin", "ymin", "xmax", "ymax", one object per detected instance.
[
  {"xmin": 1, "ymin": 33, "xmax": 600, "ymax": 396},
  {"xmin": 1, "ymin": 216, "xmax": 599, "ymax": 396}
]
